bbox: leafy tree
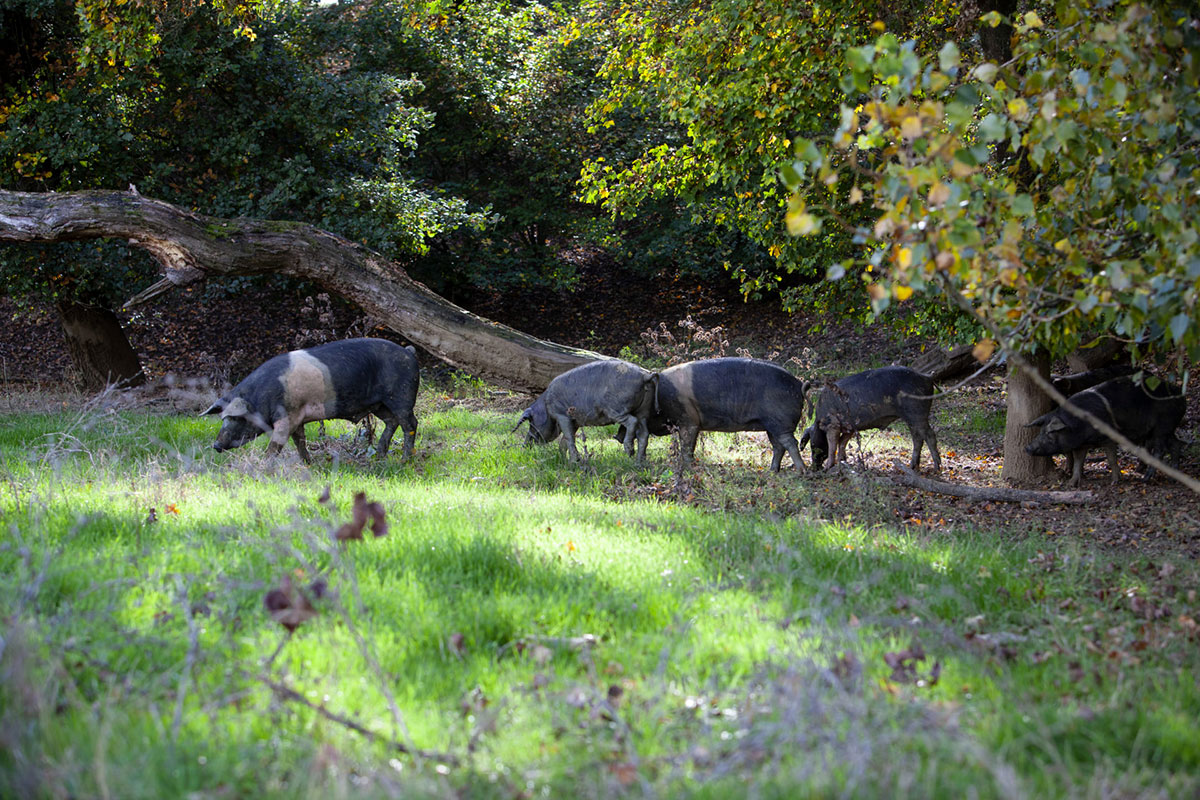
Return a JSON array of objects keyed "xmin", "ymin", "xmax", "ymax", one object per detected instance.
[
  {"xmin": 0, "ymin": 0, "xmax": 482, "ymax": 385},
  {"xmin": 784, "ymin": 2, "xmax": 1200, "ymax": 481},
  {"xmin": 576, "ymin": 0, "xmax": 958, "ymax": 308}
]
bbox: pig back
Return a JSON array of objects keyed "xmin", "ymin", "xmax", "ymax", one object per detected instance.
[
  {"xmin": 818, "ymin": 366, "xmax": 933, "ymax": 430},
  {"xmin": 543, "ymin": 359, "xmax": 653, "ymax": 422},
  {"xmin": 298, "ymin": 338, "xmax": 419, "ymax": 420},
  {"xmin": 657, "ymin": 358, "xmax": 806, "ymax": 432}
]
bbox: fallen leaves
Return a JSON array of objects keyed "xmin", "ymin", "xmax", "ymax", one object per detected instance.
[
  {"xmin": 882, "ymin": 643, "xmax": 941, "ymax": 687},
  {"xmin": 263, "ymin": 575, "xmax": 323, "ymax": 633},
  {"xmin": 335, "ymin": 491, "xmax": 388, "ymax": 541}
]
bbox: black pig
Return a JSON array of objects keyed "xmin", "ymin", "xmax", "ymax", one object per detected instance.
[
  {"xmin": 619, "ymin": 358, "xmax": 810, "ymax": 472},
  {"xmin": 514, "ymin": 360, "xmax": 658, "ymax": 464},
  {"xmin": 1024, "ymin": 377, "xmax": 1184, "ymax": 487},
  {"xmin": 203, "ymin": 338, "xmax": 419, "ymax": 463},
  {"xmin": 801, "ymin": 366, "xmax": 940, "ymax": 473}
]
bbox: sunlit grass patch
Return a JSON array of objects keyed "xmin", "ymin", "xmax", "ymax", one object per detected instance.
[{"xmin": 1, "ymin": 396, "xmax": 1198, "ymax": 798}]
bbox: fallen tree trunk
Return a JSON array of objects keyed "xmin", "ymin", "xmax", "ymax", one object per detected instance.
[
  {"xmin": 0, "ymin": 189, "xmax": 598, "ymax": 393},
  {"xmin": 889, "ymin": 461, "xmax": 1095, "ymax": 504}
]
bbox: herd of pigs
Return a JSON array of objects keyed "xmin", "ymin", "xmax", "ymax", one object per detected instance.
[{"xmin": 204, "ymin": 338, "xmax": 1189, "ymax": 488}]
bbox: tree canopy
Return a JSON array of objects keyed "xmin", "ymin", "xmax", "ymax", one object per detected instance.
[
  {"xmin": 0, "ymin": 0, "xmax": 484, "ymax": 309},
  {"xmin": 783, "ymin": 3, "xmax": 1200, "ymax": 381},
  {"xmin": 576, "ymin": 0, "xmax": 959, "ymax": 306}
]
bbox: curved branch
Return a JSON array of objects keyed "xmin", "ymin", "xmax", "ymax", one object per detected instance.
[{"xmin": 0, "ymin": 189, "xmax": 598, "ymax": 393}]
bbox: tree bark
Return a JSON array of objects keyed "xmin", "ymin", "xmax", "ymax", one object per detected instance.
[
  {"xmin": 55, "ymin": 300, "xmax": 146, "ymax": 391},
  {"xmin": 976, "ymin": 0, "xmax": 1017, "ymax": 64},
  {"xmin": 1000, "ymin": 350, "xmax": 1054, "ymax": 483},
  {"xmin": 0, "ymin": 189, "xmax": 598, "ymax": 393},
  {"xmin": 1066, "ymin": 336, "xmax": 1127, "ymax": 372}
]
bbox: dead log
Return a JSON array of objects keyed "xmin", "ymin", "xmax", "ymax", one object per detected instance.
[
  {"xmin": 1066, "ymin": 336, "xmax": 1127, "ymax": 372},
  {"xmin": 910, "ymin": 344, "xmax": 986, "ymax": 383},
  {"xmin": 0, "ymin": 189, "xmax": 597, "ymax": 393},
  {"xmin": 889, "ymin": 461, "xmax": 1094, "ymax": 504}
]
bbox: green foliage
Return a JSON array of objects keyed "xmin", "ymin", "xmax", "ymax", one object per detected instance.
[
  {"xmin": 785, "ymin": 3, "xmax": 1200, "ymax": 372},
  {"xmin": 577, "ymin": 0, "xmax": 959, "ymax": 300},
  {"xmin": 0, "ymin": 1, "xmax": 484, "ymax": 307}
]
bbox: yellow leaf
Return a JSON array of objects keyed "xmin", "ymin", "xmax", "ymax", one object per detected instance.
[
  {"xmin": 786, "ymin": 210, "xmax": 820, "ymax": 236},
  {"xmin": 897, "ymin": 248, "xmax": 913, "ymax": 268},
  {"xmin": 972, "ymin": 339, "xmax": 996, "ymax": 362},
  {"xmin": 1023, "ymin": 11, "xmax": 1043, "ymax": 28},
  {"xmin": 895, "ymin": 285, "xmax": 914, "ymax": 301},
  {"xmin": 928, "ymin": 181, "xmax": 950, "ymax": 207},
  {"xmin": 900, "ymin": 116, "xmax": 924, "ymax": 140},
  {"xmin": 1007, "ymin": 98, "xmax": 1030, "ymax": 122},
  {"xmin": 849, "ymin": 186, "xmax": 864, "ymax": 204},
  {"xmin": 1054, "ymin": 238, "xmax": 1072, "ymax": 253}
]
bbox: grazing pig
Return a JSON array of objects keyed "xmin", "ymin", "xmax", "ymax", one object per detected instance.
[
  {"xmin": 1024, "ymin": 377, "xmax": 1184, "ymax": 487},
  {"xmin": 514, "ymin": 359, "xmax": 658, "ymax": 464},
  {"xmin": 619, "ymin": 358, "xmax": 810, "ymax": 472},
  {"xmin": 801, "ymin": 366, "xmax": 940, "ymax": 473},
  {"xmin": 203, "ymin": 338, "xmax": 419, "ymax": 463}
]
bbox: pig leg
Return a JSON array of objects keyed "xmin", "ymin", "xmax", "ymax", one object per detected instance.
[
  {"xmin": 1102, "ymin": 442, "xmax": 1120, "ymax": 484},
  {"xmin": 375, "ymin": 409, "xmax": 400, "ymax": 458},
  {"xmin": 266, "ymin": 419, "xmax": 292, "ymax": 458},
  {"xmin": 767, "ymin": 432, "xmax": 785, "ymax": 472},
  {"xmin": 823, "ymin": 424, "xmax": 844, "ymax": 470},
  {"xmin": 616, "ymin": 414, "xmax": 639, "ymax": 457},
  {"xmin": 1068, "ymin": 447, "xmax": 1087, "ymax": 487},
  {"xmin": 677, "ymin": 424, "xmax": 700, "ymax": 467},
  {"xmin": 908, "ymin": 420, "xmax": 941, "ymax": 473},
  {"xmin": 766, "ymin": 429, "xmax": 804, "ymax": 472},
  {"xmin": 822, "ymin": 424, "xmax": 838, "ymax": 470},
  {"xmin": 401, "ymin": 411, "xmax": 418, "ymax": 460},
  {"xmin": 629, "ymin": 417, "xmax": 650, "ymax": 465},
  {"xmin": 555, "ymin": 414, "xmax": 581, "ymax": 462},
  {"xmin": 291, "ymin": 426, "xmax": 313, "ymax": 464}
]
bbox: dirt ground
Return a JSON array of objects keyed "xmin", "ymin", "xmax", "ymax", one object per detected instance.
[{"xmin": 2, "ymin": 255, "xmax": 1198, "ymax": 558}]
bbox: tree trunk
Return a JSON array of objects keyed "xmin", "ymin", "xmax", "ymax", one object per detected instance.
[
  {"xmin": 976, "ymin": 0, "xmax": 1017, "ymax": 64},
  {"xmin": 0, "ymin": 189, "xmax": 598, "ymax": 393},
  {"xmin": 1001, "ymin": 351, "xmax": 1054, "ymax": 483},
  {"xmin": 55, "ymin": 300, "xmax": 146, "ymax": 391}
]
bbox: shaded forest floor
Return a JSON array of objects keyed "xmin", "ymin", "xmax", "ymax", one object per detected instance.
[{"xmin": 2, "ymin": 254, "xmax": 1199, "ymax": 559}]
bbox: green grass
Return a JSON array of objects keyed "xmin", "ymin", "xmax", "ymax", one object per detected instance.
[{"xmin": 1, "ymin": 395, "xmax": 1198, "ymax": 798}]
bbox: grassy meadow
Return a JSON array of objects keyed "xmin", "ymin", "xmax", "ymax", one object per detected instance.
[{"xmin": 1, "ymin": 385, "xmax": 1198, "ymax": 798}]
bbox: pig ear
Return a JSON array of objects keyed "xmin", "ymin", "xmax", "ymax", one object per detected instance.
[
  {"xmin": 511, "ymin": 409, "xmax": 532, "ymax": 433},
  {"xmin": 217, "ymin": 396, "xmax": 251, "ymax": 419},
  {"xmin": 530, "ymin": 402, "xmax": 548, "ymax": 429},
  {"xmin": 1042, "ymin": 416, "xmax": 1067, "ymax": 434},
  {"xmin": 799, "ymin": 426, "xmax": 811, "ymax": 448},
  {"xmin": 201, "ymin": 399, "xmax": 225, "ymax": 416},
  {"xmin": 1024, "ymin": 412, "xmax": 1053, "ymax": 428}
]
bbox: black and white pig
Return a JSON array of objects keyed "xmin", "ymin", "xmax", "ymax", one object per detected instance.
[
  {"xmin": 1024, "ymin": 376, "xmax": 1185, "ymax": 487},
  {"xmin": 514, "ymin": 359, "xmax": 658, "ymax": 464},
  {"xmin": 801, "ymin": 366, "xmax": 940, "ymax": 473},
  {"xmin": 203, "ymin": 338, "xmax": 420, "ymax": 464},
  {"xmin": 619, "ymin": 358, "xmax": 811, "ymax": 472}
]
